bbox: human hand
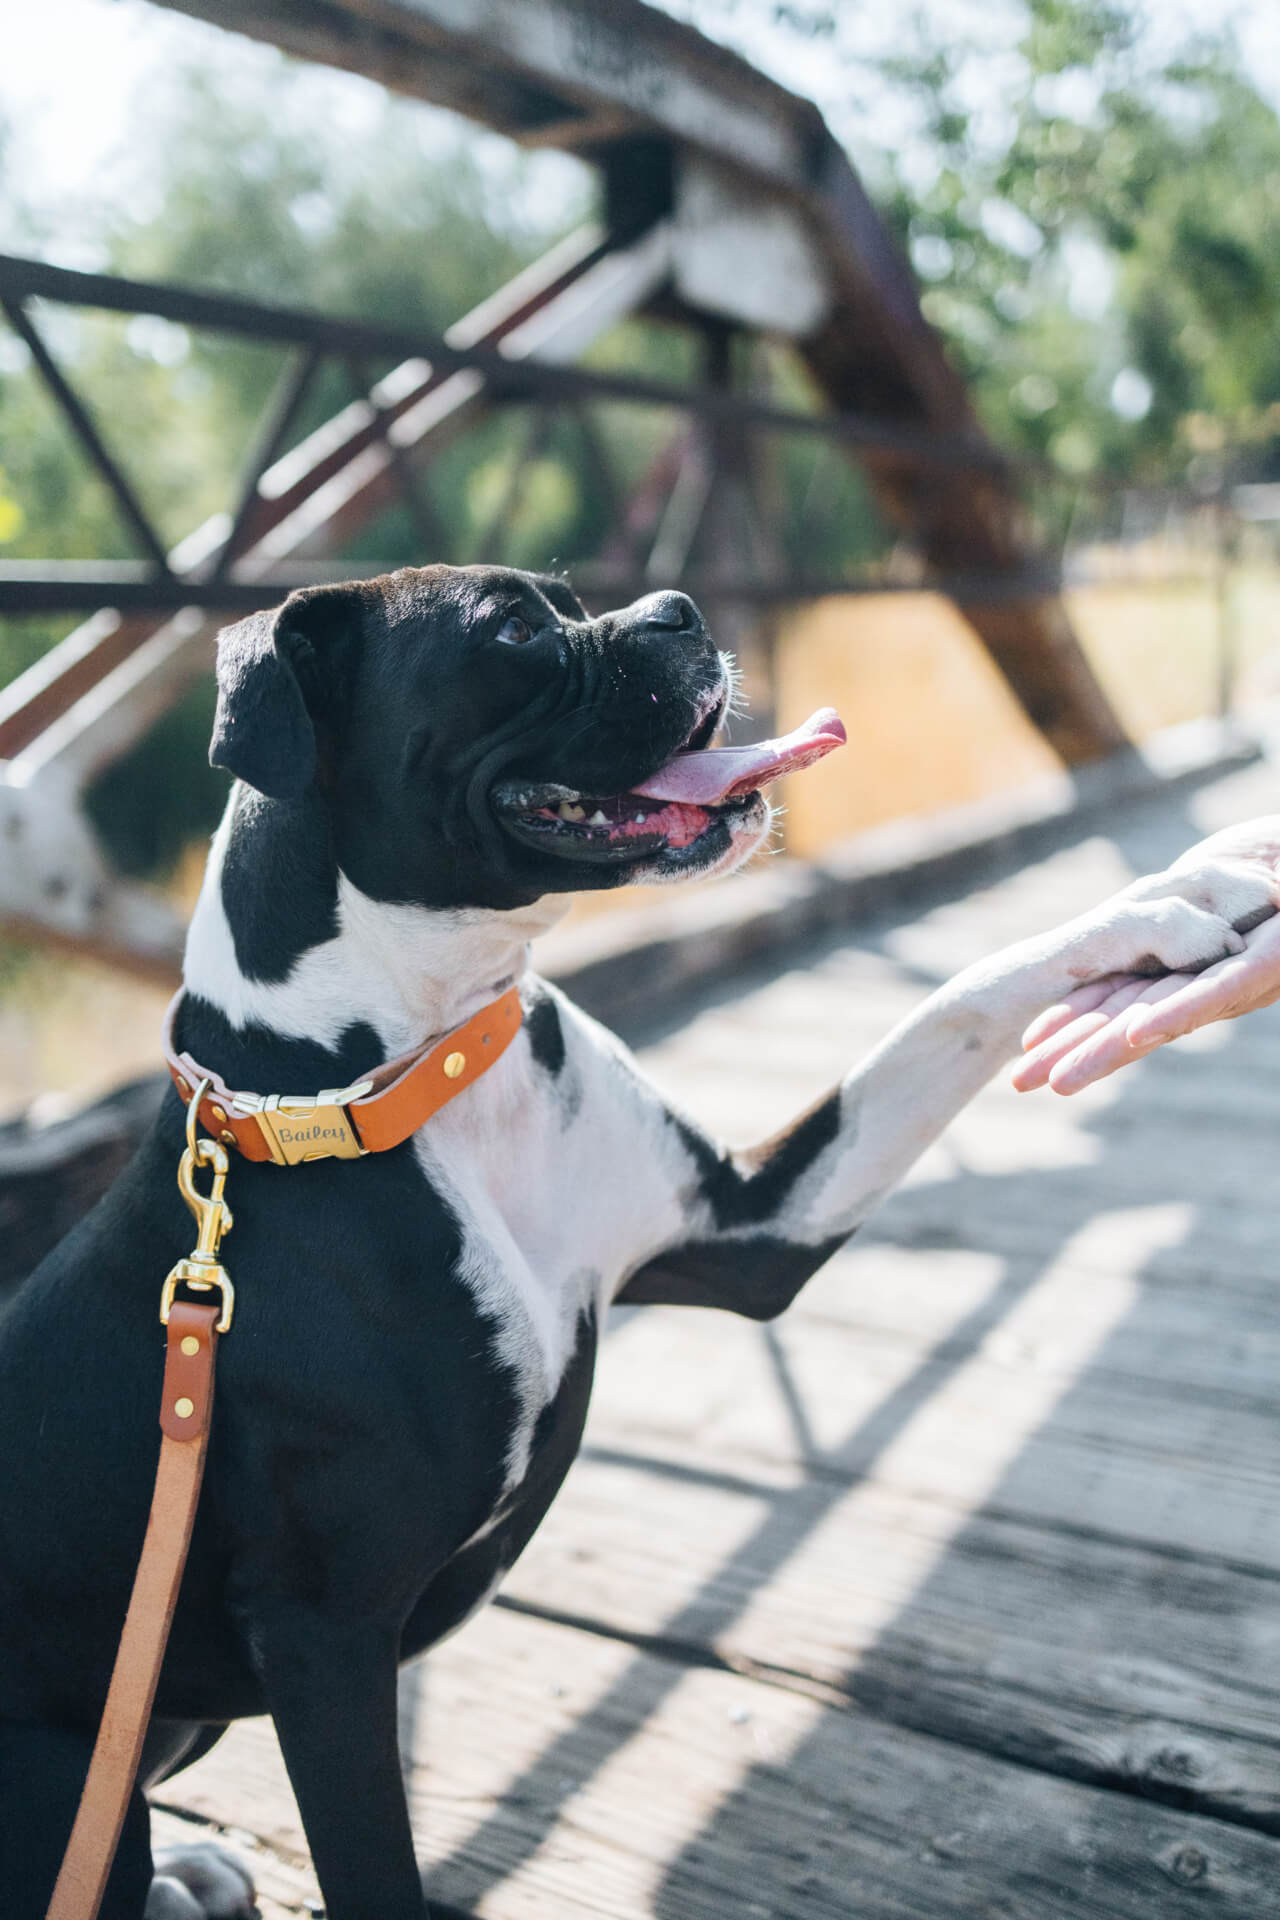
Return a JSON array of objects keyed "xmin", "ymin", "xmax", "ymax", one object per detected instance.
[{"xmin": 1013, "ymin": 901, "xmax": 1280, "ymax": 1096}]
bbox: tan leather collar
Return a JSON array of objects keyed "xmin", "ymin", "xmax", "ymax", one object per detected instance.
[{"xmin": 163, "ymin": 985, "xmax": 523, "ymax": 1165}]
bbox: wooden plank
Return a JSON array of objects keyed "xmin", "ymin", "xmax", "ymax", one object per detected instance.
[
  {"xmin": 497, "ymin": 1441, "xmax": 1280, "ymax": 1832},
  {"xmin": 792, "ymin": 1238, "xmax": 1280, "ymax": 1401},
  {"xmin": 863, "ymin": 1165, "xmax": 1280, "ymax": 1297},
  {"xmin": 159, "ymin": 1604, "xmax": 1280, "ymax": 1919},
  {"xmin": 587, "ymin": 1295, "xmax": 1280, "ymax": 1569}
]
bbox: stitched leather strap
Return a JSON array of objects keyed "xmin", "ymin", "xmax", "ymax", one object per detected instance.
[
  {"xmin": 162, "ymin": 985, "xmax": 523, "ymax": 1164},
  {"xmin": 46, "ymin": 1303, "xmax": 220, "ymax": 1920}
]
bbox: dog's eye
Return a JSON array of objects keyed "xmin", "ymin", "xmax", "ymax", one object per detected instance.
[{"xmin": 496, "ymin": 616, "xmax": 533, "ymax": 646}]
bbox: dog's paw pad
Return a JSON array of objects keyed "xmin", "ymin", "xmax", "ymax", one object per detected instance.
[{"xmin": 149, "ymin": 1843, "xmax": 256, "ymax": 1919}]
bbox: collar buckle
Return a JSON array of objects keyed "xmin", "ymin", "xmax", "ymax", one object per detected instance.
[{"xmin": 246, "ymin": 1082, "xmax": 373, "ymax": 1165}]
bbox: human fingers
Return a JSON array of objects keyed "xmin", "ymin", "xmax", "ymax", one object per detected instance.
[
  {"xmin": 1012, "ymin": 978, "xmax": 1157, "ymax": 1092},
  {"xmin": 1034, "ymin": 931, "xmax": 1280, "ymax": 1093},
  {"xmin": 1043, "ymin": 973, "xmax": 1195, "ymax": 1094},
  {"xmin": 1123, "ymin": 963, "xmax": 1272, "ymax": 1051},
  {"xmin": 1020, "ymin": 978, "xmax": 1141, "ymax": 1053}
]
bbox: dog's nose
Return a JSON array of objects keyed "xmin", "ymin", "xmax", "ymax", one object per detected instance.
[{"xmin": 632, "ymin": 591, "xmax": 700, "ymax": 634}]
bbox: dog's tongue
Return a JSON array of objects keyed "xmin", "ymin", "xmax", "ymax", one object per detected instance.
[{"xmin": 632, "ymin": 707, "xmax": 846, "ymax": 805}]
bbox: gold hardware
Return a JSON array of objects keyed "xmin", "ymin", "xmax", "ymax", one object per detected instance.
[
  {"xmin": 256, "ymin": 1095, "xmax": 366, "ymax": 1166},
  {"xmin": 173, "ymin": 1397, "xmax": 194, "ymax": 1420},
  {"xmin": 231, "ymin": 1080, "xmax": 372, "ymax": 1165},
  {"xmin": 184, "ymin": 1077, "xmax": 210, "ymax": 1158},
  {"xmin": 211, "ymin": 1105, "xmax": 227, "ymax": 1125},
  {"xmin": 443, "ymin": 1052, "xmax": 466, "ymax": 1079},
  {"xmin": 220, "ymin": 1130, "xmax": 235, "ymax": 1146},
  {"xmin": 160, "ymin": 1254, "xmax": 234, "ymax": 1333},
  {"xmin": 180, "ymin": 1335, "xmax": 200, "ymax": 1357},
  {"xmin": 176, "ymin": 1137, "xmax": 232, "ymax": 1253},
  {"xmin": 175, "ymin": 1078, "xmax": 189, "ymax": 1100},
  {"xmin": 161, "ymin": 1084, "xmax": 235, "ymax": 1333}
]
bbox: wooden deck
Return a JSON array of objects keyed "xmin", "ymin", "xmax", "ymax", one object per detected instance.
[{"xmin": 155, "ymin": 749, "xmax": 1280, "ymax": 1918}]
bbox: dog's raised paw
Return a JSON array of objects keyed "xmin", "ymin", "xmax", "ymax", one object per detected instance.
[
  {"xmin": 1116, "ymin": 895, "xmax": 1247, "ymax": 976},
  {"xmin": 1126, "ymin": 852, "xmax": 1280, "ymax": 943},
  {"xmin": 148, "ymin": 1843, "xmax": 256, "ymax": 1919}
]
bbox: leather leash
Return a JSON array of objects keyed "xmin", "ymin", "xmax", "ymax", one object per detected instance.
[
  {"xmin": 48, "ymin": 1086, "xmax": 232, "ymax": 1920},
  {"xmin": 48, "ymin": 986, "xmax": 522, "ymax": 1917},
  {"xmin": 46, "ymin": 1302, "xmax": 221, "ymax": 1920}
]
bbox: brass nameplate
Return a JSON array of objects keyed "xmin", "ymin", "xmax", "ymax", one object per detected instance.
[{"xmin": 256, "ymin": 1100, "xmax": 366, "ymax": 1165}]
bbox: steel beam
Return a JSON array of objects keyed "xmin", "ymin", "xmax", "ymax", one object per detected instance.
[
  {"xmin": 0, "ymin": 224, "xmax": 616, "ymax": 762},
  {"xmin": 208, "ymin": 344, "xmax": 322, "ymax": 579},
  {"xmin": 0, "ymin": 226, "xmax": 685, "ymax": 972},
  {"xmin": 137, "ymin": 0, "xmax": 1124, "ymax": 762},
  {"xmin": 0, "ymin": 561, "xmax": 1064, "ymax": 616},
  {"xmin": 0, "ymin": 298, "xmax": 173, "ymax": 579},
  {"xmin": 798, "ymin": 150, "xmax": 1128, "ymax": 764},
  {"xmin": 0, "ymin": 0, "xmax": 1133, "ymax": 978},
  {"xmin": 0, "ymin": 250, "xmax": 1017, "ymax": 476},
  {"xmin": 146, "ymin": 0, "xmax": 822, "ymax": 190}
]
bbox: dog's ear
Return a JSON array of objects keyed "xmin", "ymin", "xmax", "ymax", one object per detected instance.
[{"xmin": 209, "ymin": 585, "xmax": 362, "ymax": 798}]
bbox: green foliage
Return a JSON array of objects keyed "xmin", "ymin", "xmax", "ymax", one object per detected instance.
[
  {"xmin": 663, "ymin": 0, "xmax": 1280, "ymax": 484},
  {"xmin": 0, "ymin": 53, "xmax": 594, "ymax": 875},
  {"xmin": 865, "ymin": 7, "xmax": 1280, "ymax": 481}
]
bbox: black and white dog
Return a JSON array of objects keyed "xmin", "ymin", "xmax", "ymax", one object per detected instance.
[{"xmin": 1, "ymin": 565, "xmax": 1273, "ymax": 1920}]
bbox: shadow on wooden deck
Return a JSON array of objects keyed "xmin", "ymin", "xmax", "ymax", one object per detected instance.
[{"xmin": 405, "ymin": 780, "xmax": 1280, "ymax": 1916}]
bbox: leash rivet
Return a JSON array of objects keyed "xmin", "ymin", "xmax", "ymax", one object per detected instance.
[
  {"xmin": 443, "ymin": 1051, "xmax": 466, "ymax": 1079},
  {"xmin": 220, "ymin": 1129, "xmax": 235, "ymax": 1146},
  {"xmin": 175, "ymin": 1078, "xmax": 189, "ymax": 1100},
  {"xmin": 173, "ymin": 1397, "xmax": 195, "ymax": 1420},
  {"xmin": 211, "ymin": 1105, "xmax": 227, "ymax": 1124},
  {"xmin": 180, "ymin": 1336, "xmax": 200, "ymax": 1357}
]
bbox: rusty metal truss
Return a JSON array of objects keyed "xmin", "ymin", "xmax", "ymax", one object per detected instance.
[{"xmin": 0, "ymin": 0, "xmax": 1128, "ymax": 981}]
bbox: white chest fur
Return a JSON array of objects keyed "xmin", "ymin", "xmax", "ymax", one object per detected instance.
[
  {"xmin": 183, "ymin": 806, "xmax": 687, "ymax": 1489},
  {"xmin": 409, "ymin": 986, "xmax": 692, "ymax": 1485}
]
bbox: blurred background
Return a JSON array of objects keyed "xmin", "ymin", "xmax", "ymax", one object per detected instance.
[{"xmin": 2, "ymin": 0, "xmax": 1279, "ymax": 1111}]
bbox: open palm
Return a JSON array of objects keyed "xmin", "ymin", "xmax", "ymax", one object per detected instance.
[{"xmin": 1014, "ymin": 817, "xmax": 1280, "ymax": 1096}]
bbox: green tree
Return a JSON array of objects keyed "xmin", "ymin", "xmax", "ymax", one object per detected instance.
[
  {"xmin": 662, "ymin": 0, "xmax": 1280, "ymax": 483},
  {"xmin": 880, "ymin": 10, "xmax": 1280, "ymax": 481}
]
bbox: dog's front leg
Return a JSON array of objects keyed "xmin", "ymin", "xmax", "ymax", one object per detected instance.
[
  {"xmin": 617, "ymin": 854, "xmax": 1279, "ymax": 1319},
  {"xmin": 248, "ymin": 1607, "xmax": 424, "ymax": 1920}
]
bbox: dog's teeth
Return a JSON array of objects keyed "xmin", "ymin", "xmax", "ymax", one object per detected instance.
[
  {"xmin": 589, "ymin": 809, "xmax": 608, "ymax": 826},
  {"xmin": 558, "ymin": 802, "xmax": 586, "ymax": 822},
  {"xmin": 634, "ymin": 813, "xmax": 646, "ymax": 824}
]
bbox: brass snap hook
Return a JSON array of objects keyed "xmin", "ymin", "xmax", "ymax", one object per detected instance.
[
  {"xmin": 161, "ymin": 1078, "xmax": 236, "ymax": 1333},
  {"xmin": 177, "ymin": 1136, "xmax": 234, "ymax": 1262}
]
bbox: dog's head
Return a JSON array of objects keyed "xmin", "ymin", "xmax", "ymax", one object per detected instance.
[{"xmin": 210, "ymin": 564, "xmax": 839, "ymax": 911}]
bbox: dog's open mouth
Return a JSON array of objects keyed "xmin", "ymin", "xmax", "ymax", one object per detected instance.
[{"xmin": 492, "ymin": 708, "xmax": 847, "ymax": 869}]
